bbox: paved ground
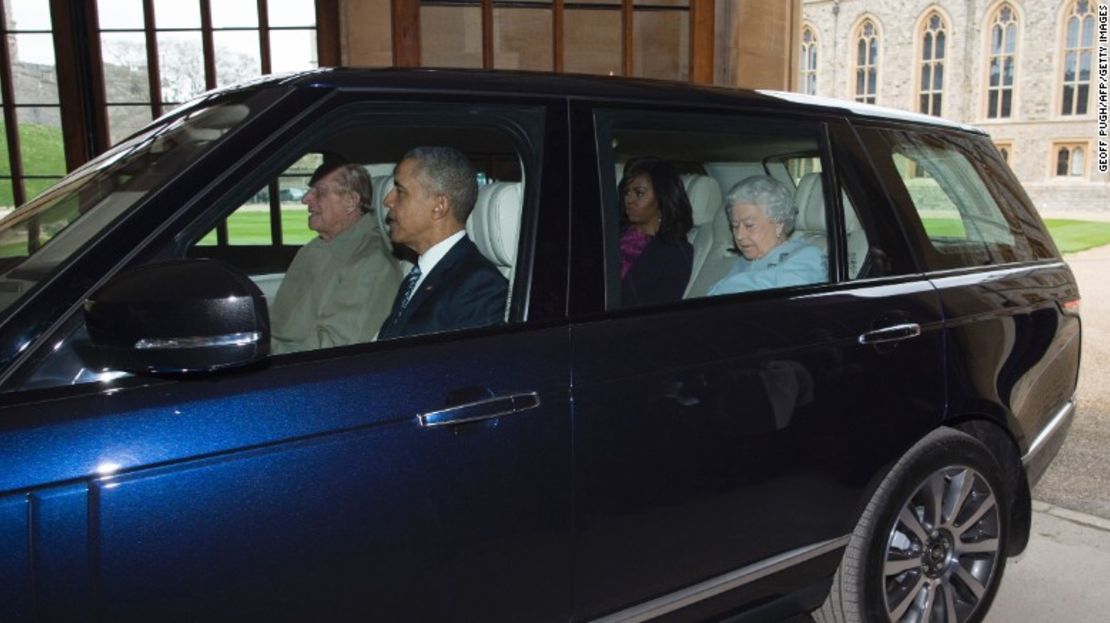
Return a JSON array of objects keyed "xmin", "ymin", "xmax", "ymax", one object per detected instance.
[
  {"xmin": 985, "ymin": 503, "xmax": 1110, "ymax": 622},
  {"xmin": 1032, "ymin": 242, "xmax": 1110, "ymax": 517},
  {"xmin": 985, "ymin": 233, "xmax": 1110, "ymax": 622}
]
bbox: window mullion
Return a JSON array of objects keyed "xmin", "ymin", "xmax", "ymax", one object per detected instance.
[
  {"xmin": 258, "ymin": 0, "xmax": 272, "ymax": 74},
  {"xmin": 143, "ymin": 0, "xmax": 163, "ymax": 119},
  {"xmin": 0, "ymin": 0, "xmax": 27, "ymax": 208},
  {"xmin": 200, "ymin": 0, "xmax": 217, "ymax": 90}
]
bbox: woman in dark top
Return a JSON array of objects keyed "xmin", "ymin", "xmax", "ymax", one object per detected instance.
[{"xmin": 619, "ymin": 157, "xmax": 695, "ymax": 306}]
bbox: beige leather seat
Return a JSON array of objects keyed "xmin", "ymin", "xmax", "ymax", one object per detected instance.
[
  {"xmin": 681, "ymin": 174, "xmax": 724, "ymax": 297},
  {"xmin": 369, "ymin": 172, "xmax": 413, "ymax": 273},
  {"xmin": 466, "ymin": 181, "xmax": 522, "ymax": 317},
  {"xmin": 791, "ymin": 172, "xmax": 870, "ymax": 278}
]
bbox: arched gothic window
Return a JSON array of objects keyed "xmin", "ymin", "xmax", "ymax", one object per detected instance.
[
  {"xmin": 854, "ymin": 19, "xmax": 878, "ymax": 104},
  {"xmin": 986, "ymin": 3, "xmax": 1018, "ymax": 119},
  {"xmin": 918, "ymin": 11, "xmax": 946, "ymax": 116},
  {"xmin": 1061, "ymin": 0, "xmax": 1095, "ymax": 116},
  {"xmin": 1055, "ymin": 144, "xmax": 1087, "ymax": 177},
  {"xmin": 800, "ymin": 25, "xmax": 817, "ymax": 95}
]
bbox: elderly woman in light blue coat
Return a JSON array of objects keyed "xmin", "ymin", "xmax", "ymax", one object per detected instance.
[{"xmin": 708, "ymin": 175, "xmax": 825, "ymax": 295}]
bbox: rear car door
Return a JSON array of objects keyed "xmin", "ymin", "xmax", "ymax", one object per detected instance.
[
  {"xmin": 852, "ymin": 124, "xmax": 1082, "ymax": 476},
  {"xmin": 567, "ymin": 104, "xmax": 947, "ymax": 620},
  {"xmin": 0, "ymin": 89, "xmax": 573, "ymax": 622}
]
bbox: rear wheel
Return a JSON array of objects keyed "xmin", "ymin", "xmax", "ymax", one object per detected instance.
[{"xmin": 816, "ymin": 428, "xmax": 1009, "ymax": 623}]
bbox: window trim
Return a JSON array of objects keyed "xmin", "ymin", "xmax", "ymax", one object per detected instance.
[
  {"xmin": 914, "ymin": 8, "xmax": 949, "ymax": 118},
  {"xmin": 800, "ymin": 22, "xmax": 818, "ymax": 96},
  {"xmin": 982, "ymin": 1, "xmax": 1021, "ymax": 121},
  {"xmin": 1050, "ymin": 140, "xmax": 1090, "ymax": 178},
  {"xmin": 1055, "ymin": 0, "xmax": 1096, "ymax": 118},
  {"xmin": 994, "ymin": 141, "xmax": 1014, "ymax": 168},
  {"xmin": 851, "ymin": 15, "xmax": 881, "ymax": 105}
]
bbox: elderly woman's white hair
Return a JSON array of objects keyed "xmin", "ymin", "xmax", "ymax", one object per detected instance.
[{"xmin": 724, "ymin": 175, "xmax": 797, "ymax": 237}]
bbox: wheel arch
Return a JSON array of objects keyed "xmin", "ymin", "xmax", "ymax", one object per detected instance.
[{"xmin": 947, "ymin": 415, "xmax": 1032, "ymax": 556}]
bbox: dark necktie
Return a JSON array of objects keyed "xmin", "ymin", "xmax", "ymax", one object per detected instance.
[{"xmin": 399, "ymin": 264, "xmax": 422, "ymax": 310}]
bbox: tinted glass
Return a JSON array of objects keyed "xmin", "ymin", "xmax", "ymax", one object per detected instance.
[
  {"xmin": 857, "ymin": 127, "xmax": 1037, "ymax": 270},
  {"xmin": 596, "ymin": 111, "xmax": 834, "ymax": 309}
]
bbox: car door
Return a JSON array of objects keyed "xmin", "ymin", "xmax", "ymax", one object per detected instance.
[
  {"xmin": 0, "ymin": 90, "xmax": 573, "ymax": 622},
  {"xmin": 567, "ymin": 105, "xmax": 947, "ymax": 621}
]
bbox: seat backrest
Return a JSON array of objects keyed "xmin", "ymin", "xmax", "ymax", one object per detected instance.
[
  {"xmin": 791, "ymin": 173, "xmax": 872, "ymax": 279},
  {"xmin": 843, "ymin": 194, "xmax": 869, "ymax": 278},
  {"xmin": 681, "ymin": 174, "xmax": 724, "ymax": 297},
  {"xmin": 685, "ymin": 198, "xmax": 737, "ymax": 298},
  {"xmin": 370, "ymin": 173, "xmax": 395, "ymax": 246},
  {"xmin": 466, "ymin": 181, "xmax": 522, "ymax": 282},
  {"xmin": 369, "ymin": 172, "xmax": 414, "ymax": 273},
  {"xmin": 791, "ymin": 172, "xmax": 829, "ymax": 257}
]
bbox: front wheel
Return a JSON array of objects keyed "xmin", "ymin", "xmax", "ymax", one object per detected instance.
[{"xmin": 816, "ymin": 428, "xmax": 1009, "ymax": 623}]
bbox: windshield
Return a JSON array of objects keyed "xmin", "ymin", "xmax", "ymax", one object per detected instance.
[{"xmin": 0, "ymin": 89, "xmax": 275, "ymax": 315}]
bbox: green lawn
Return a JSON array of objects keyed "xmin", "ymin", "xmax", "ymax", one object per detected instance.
[
  {"xmin": 198, "ymin": 209, "xmax": 315, "ymax": 246},
  {"xmin": 921, "ymin": 217, "xmax": 1110, "ymax": 255},
  {"xmin": 0, "ymin": 122, "xmax": 67, "ymax": 206}
]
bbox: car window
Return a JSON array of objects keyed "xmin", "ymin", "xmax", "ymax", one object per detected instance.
[
  {"xmin": 858, "ymin": 127, "xmax": 1037, "ymax": 270},
  {"xmin": 18, "ymin": 103, "xmax": 543, "ymax": 391},
  {"xmin": 595, "ymin": 111, "xmax": 843, "ymax": 309},
  {"xmin": 0, "ymin": 90, "xmax": 276, "ymax": 318}
]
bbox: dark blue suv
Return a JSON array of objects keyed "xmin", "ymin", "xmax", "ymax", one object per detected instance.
[{"xmin": 0, "ymin": 70, "xmax": 1080, "ymax": 622}]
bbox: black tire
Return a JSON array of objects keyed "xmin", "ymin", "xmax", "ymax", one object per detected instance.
[{"xmin": 815, "ymin": 427, "xmax": 1010, "ymax": 623}]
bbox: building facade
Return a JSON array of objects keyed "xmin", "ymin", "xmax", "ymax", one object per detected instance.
[{"xmin": 800, "ymin": 0, "xmax": 1108, "ymax": 214}]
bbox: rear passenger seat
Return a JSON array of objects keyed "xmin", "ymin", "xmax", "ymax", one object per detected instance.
[
  {"xmin": 791, "ymin": 172, "xmax": 870, "ymax": 279},
  {"xmin": 682, "ymin": 174, "xmax": 724, "ymax": 297},
  {"xmin": 683, "ymin": 174, "xmax": 737, "ymax": 298}
]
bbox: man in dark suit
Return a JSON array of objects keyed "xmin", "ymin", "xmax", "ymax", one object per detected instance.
[{"xmin": 376, "ymin": 146, "xmax": 507, "ymax": 340}]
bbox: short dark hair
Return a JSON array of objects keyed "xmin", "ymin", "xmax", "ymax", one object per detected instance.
[
  {"xmin": 620, "ymin": 157, "xmax": 694, "ymax": 243},
  {"xmin": 403, "ymin": 146, "xmax": 478, "ymax": 223}
]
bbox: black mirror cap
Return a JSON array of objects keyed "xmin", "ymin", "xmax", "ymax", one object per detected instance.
[{"xmin": 84, "ymin": 259, "xmax": 270, "ymax": 375}]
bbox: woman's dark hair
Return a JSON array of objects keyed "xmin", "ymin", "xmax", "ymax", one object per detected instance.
[{"xmin": 620, "ymin": 157, "xmax": 694, "ymax": 243}]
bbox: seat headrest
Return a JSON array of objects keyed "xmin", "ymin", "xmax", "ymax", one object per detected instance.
[
  {"xmin": 466, "ymin": 181, "xmax": 522, "ymax": 268},
  {"xmin": 842, "ymin": 192, "xmax": 863, "ymax": 233},
  {"xmin": 369, "ymin": 173, "xmax": 394, "ymax": 235},
  {"xmin": 794, "ymin": 172, "xmax": 826, "ymax": 231},
  {"xmin": 682, "ymin": 174, "xmax": 724, "ymax": 227}
]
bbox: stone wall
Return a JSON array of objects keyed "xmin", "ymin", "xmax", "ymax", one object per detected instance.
[{"xmin": 801, "ymin": 0, "xmax": 1109, "ymax": 218}]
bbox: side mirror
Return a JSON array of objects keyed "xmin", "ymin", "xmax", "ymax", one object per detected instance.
[{"xmin": 83, "ymin": 259, "xmax": 270, "ymax": 374}]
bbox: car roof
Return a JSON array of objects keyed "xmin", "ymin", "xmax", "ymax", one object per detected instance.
[{"xmin": 259, "ymin": 67, "xmax": 985, "ymax": 135}]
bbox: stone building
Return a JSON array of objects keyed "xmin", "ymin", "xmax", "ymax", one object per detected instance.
[{"xmin": 800, "ymin": 0, "xmax": 1109, "ymax": 215}]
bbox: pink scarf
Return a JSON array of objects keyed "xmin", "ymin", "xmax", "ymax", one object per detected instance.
[{"xmin": 620, "ymin": 228, "xmax": 652, "ymax": 279}]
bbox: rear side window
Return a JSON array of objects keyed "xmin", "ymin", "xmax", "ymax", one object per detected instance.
[{"xmin": 859, "ymin": 128, "xmax": 1040, "ymax": 270}]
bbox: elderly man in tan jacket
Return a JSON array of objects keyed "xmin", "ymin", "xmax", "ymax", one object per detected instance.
[{"xmin": 269, "ymin": 161, "xmax": 402, "ymax": 354}]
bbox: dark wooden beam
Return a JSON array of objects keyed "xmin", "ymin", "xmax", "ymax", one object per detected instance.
[
  {"xmin": 481, "ymin": 0, "xmax": 493, "ymax": 69},
  {"xmin": 315, "ymin": 0, "xmax": 341, "ymax": 66},
  {"xmin": 391, "ymin": 0, "xmax": 421, "ymax": 67},
  {"xmin": 258, "ymin": 0, "xmax": 272, "ymax": 74},
  {"xmin": 51, "ymin": 0, "xmax": 109, "ymax": 168},
  {"xmin": 621, "ymin": 0, "xmax": 633, "ymax": 76},
  {"xmin": 552, "ymin": 0, "xmax": 564, "ymax": 72},
  {"xmin": 143, "ymin": 0, "xmax": 163, "ymax": 117},
  {"xmin": 689, "ymin": 0, "xmax": 714, "ymax": 84},
  {"xmin": 200, "ymin": 0, "xmax": 217, "ymax": 89}
]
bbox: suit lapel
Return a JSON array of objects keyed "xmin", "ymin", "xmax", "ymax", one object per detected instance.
[{"xmin": 393, "ymin": 236, "xmax": 472, "ymax": 326}]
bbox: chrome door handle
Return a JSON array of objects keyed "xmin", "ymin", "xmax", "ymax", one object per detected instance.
[
  {"xmin": 858, "ymin": 323, "xmax": 921, "ymax": 345},
  {"xmin": 417, "ymin": 392, "xmax": 541, "ymax": 428}
]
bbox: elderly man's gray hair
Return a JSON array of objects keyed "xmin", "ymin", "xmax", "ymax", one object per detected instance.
[
  {"xmin": 404, "ymin": 146, "xmax": 478, "ymax": 223},
  {"xmin": 725, "ymin": 175, "xmax": 797, "ymax": 236},
  {"xmin": 331, "ymin": 164, "xmax": 374, "ymax": 214}
]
